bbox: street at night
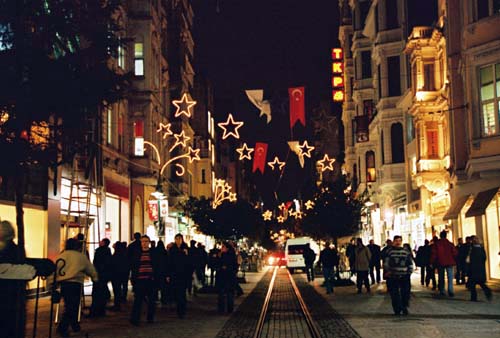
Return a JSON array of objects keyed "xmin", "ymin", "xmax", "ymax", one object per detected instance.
[{"xmin": 1, "ymin": 1, "xmax": 500, "ymax": 338}]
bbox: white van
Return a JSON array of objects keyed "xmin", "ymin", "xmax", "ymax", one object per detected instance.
[{"xmin": 285, "ymin": 237, "xmax": 319, "ymax": 273}]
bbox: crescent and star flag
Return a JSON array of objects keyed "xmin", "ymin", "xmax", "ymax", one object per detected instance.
[
  {"xmin": 289, "ymin": 87, "xmax": 305, "ymax": 128},
  {"xmin": 252, "ymin": 142, "xmax": 268, "ymax": 174},
  {"xmin": 245, "ymin": 89, "xmax": 272, "ymax": 124}
]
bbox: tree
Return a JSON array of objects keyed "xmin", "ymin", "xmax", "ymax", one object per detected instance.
[
  {"xmin": 0, "ymin": 1, "xmax": 129, "ymax": 336},
  {"xmin": 302, "ymin": 175, "xmax": 362, "ymax": 243},
  {"xmin": 180, "ymin": 196, "xmax": 265, "ymax": 241}
]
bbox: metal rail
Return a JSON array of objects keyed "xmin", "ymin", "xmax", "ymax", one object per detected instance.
[
  {"xmin": 253, "ymin": 267, "xmax": 322, "ymax": 338},
  {"xmin": 253, "ymin": 266, "xmax": 278, "ymax": 338},
  {"xmin": 287, "ymin": 269, "xmax": 323, "ymax": 338}
]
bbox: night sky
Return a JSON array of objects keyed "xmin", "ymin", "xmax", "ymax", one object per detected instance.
[{"xmin": 192, "ymin": 0, "xmax": 340, "ymax": 206}]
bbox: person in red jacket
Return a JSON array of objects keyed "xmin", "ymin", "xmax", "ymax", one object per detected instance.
[{"xmin": 431, "ymin": 230, "xmax": 458, "ymax": 297}]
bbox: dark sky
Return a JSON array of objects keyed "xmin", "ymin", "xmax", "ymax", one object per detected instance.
[{"xmin": 192, "ymin": 0, "xmax": 340, "ymax": 206}]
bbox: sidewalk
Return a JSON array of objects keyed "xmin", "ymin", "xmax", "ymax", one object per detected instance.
[
  {"xmin": 306, "ymin": 270, "xmax": 500, "ymax": 338},
  {"xmin": 26, "ymin": 269, "xmax": 268, "ymax": 338}
]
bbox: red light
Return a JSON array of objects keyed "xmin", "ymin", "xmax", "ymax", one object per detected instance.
[
  {"xmin": 332, "ymin": 76, "xmax": 344, "ymax": 88},
  {"xmin": 332, "ymin": 48, "xmax": 343, "ymax": 60}
]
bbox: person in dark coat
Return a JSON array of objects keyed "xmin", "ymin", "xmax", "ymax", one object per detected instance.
[
  {"xmin": 468, "ymin": 236, "xmax": 492, "ymax": 302},
  {"xmin": 89, "ymin": 238, "xmax": 112, "ymax": 317},
  {"xmin": 368, "ymin": 239, "xmax": 381, "ymax": 284},
  {"xmin": 319, "ymin": 243, "xmax": 337, "ymax": 294},
  {"xmin": 197, "ymin": 243, "xmax": 208, "ymax": 287},
  {"xmin": 302, "ymin": 243, "xmax": 316, "ymax": 282},
  {"xmin": 456, "ymin": 237, "xmax": 468, "ymax": 285},
  {"xmin": 110, "ymin": 241, "xmax": 130, "ymax": 310},
  {"xmin": 346, "ymin": 238, "xmax": 356, "ymax": 276},
  {"xmin": 0, "ymin": 221, "xmax": 26, "ymax": 338},
  {"xmin": 208, "ymin": 244, "xmax": 221, "ymax": 287},
  {"xmin": 153, "ymin": 240, "xmax": 168, "ymax": 303},
  {"xmin": 416, "ymin": 239, "xmax": 434, "ymax": 288},
  {"xmin": 129, "ymin": 235, "xmax": 160, "ymax": 325},
  {"xmin": 127, "ymin": 232, "xmax": 142, "ymax": 291},
  {"xmin": 216, "ymin": 242, "xmax": 238, "ymax": 313},
  {"xmin": 167, "ymin": 234, "xmax": 191, "ymax": 318}
]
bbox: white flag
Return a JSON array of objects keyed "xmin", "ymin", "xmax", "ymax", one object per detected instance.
[{"xmin": 245, "ymin": 89, "xmax": 272, "ymax": 124}]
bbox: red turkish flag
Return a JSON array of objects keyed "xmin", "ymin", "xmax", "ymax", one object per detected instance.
[
  {"xmin": 289, "ymin": 87, "xmax": 305, "ymax": 128},
  {"xmin": 252, "ymin": 142, "xmax": 268, "ymax": 174}
]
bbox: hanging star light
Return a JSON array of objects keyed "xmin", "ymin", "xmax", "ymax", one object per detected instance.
[
  {"xmin": 298, "ymin": 140, "xmax": 315, "ymax": 159},
  {"xmin": 236, "ymin": 143, "xmax": 254, "ymax": 160},
  {"xmin": 212, "ymin": 178, "xmax": 237, "ymax": 208},
  {"xmin": 277, "ymin": 216, "xmax": 285, "ymax": 223},
  {"xmin": 169, "ymin": 130, "xmax": 190, "ymax": 152},
  {"xmin": 144, "ymin": 140, "xmax": 201, "ymax": 178},
  {"xmin": 187, "ymin": 147, "xmax": 201, "ymax": 163},
  {"xmin": 172, "ymin": 93, "xmax": 197, "ymax": 118},
  {"xmin": 305, "ymin": 200, "xmax": 315, "ymax": 210},
  {"xmin": 267, "ymin": 156, "xmax": 285, "ymax": 171},
  {"xmin": 278, "ymin": 203, "xmax": 287, "ymax": 212},
  {"xmin": 262, "ymin": 210, "xmax": 273, "ymax": 221},
  {"xmin": 293, "ymin": 210, "xmax": 303, "ymax": 219},
  {"xmin": 317, "ymin": 154, "xmax": 335, "ymax": 172},
  {"xmin": 218, "ymin": 114, "xmax": 244, "ymax": 140},
  {"xmin": 157, "ymin": 122, "xmax": 173, "ymax": 139}
]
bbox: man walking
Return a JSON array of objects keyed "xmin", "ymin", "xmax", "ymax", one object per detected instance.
[
  {"xmin": 129, "ymin": 235, "xmax": 159, "ymax": 325},
  {"xmin": 384, "ymin": 235, "xmax": 413, "ymax": 316},
  {"xmin": 456, "ymin": 237, "xmax": 467, "ymax": 285},
  {"xmin": 167, "ymin": 234, "xmax": 191, "ymax": 318},
  {"xmin": 302, "ymin": 243, "xmax": 316, "ymax": 282},
  {"xmin": 431, "ymin": 230, "xmax": 457, "ymax": 297},
  {"xmin": 368, "ymin": 239, "xmax": 381, "ymax": 284},
  {"xmin": 467, "ymin": 236, "xmax": 492, "ymax": 302},
  {"xmin": 89, "ymin": 238, "xmax": 112, "ymax": 317},
  {"xmin": 354, "ymin": 238, "xmax": 371, "ymax": 293},
  {"xmin": 319, "ymin": 242, "xmax": 336, "ymax": 294}
]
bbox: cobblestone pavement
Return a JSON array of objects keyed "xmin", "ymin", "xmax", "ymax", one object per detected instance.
[
  {"xmin": 304, "ymin": 270, "xmax": 500, "ymax": 338},
  {"xmin": 26, "ymin": 270, "xmax": 267, "ymax": 338}
]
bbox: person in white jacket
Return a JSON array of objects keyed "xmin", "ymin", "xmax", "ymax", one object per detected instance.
[{"xmin": 52, "ymin": 238, "xmax": 98, "ymax": 337}]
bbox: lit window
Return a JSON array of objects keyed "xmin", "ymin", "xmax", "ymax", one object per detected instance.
[
  {"xmin": 366, "ymin": 151, "xmax": 376, "ymax": 182},
  {"xmin": 479, "ymin": 63, "xmax": 500, "ymax": 136},
  {"xmin": 134, "ymin": 42, "xmax": 144, "ymax": 76},
  {"xmin": 107, "ymin": 108, "xmax": 113, "ymax": 145},
  {"xmin": 118, "ymin": 44, "xmax": 125, "ymax": 69}
]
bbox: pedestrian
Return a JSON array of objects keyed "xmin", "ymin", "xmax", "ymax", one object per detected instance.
[
  {"xmin": 415, "ymin": 239, "xmax": 434, "ymax": 288},
  {"xmin": 431, "ymin": 230, "xmax": 458, "ymax": 297},
  {"xmin": 187, "ymin": 240, "xmax": 198, "ymax": 295},
  {"xmin": 367, "ymin": 239, "xmax": 381, "ymax": 284},
  {"xmin": 463, "ymin": 236, "xmax": 473, "ymax": 288},
  {"xmin": 332, "ymin": 245, "xmax": 341, "ymax": 280},
  {"xmin": 302, "ymin": 243, "xmax": 316, "ymax": 282},
  {"xmin": 197, "ymin": 243, "xmax": 208, "ymax": 286},
  {"xmin": 380, "ymin": 239, "xmax": 392, "ymax": 280},
  {"xmin": 467, "ymin": 236, "xmax": 493, "ymax": 302},
  {"xmin": 52, "ymin": 238, "xmax": 98, "ymax": 337},
  {"xmin": 110, "ymin": 241, "xmax": 129, "ymax": 311},
  {"xmin": 89, "ymin": 238, "xmax": 112, "ymax": 317},
  {"xmin": 216, "ymin": 242, "xmax": 238, "ymax": 314},
  {"xmin": 167, "ymin": 233, "xmax": 191, "ymax": 318},
  {"xmin": 208, "ymin": 244, "xmax": 221, "ymax": 287},
  {"xmin": 0, "ymin": 221, "xmax": 32, "ymax": 338},
  {"xmin": 129, "ymin": 235, "xmax": 160, "ymax": 325},
  {"xmin": 319, "ymin": 242, "xmax": 336, "ymax": 294},
  {"xmin": 456, "ymin": 237, "xmax": 468, "ymax": 285},
  {"xmin": 354, "ymin": 238, "xmax": 371, "ymax": 293},
  {"xmin": 154, "ymin": 240, "xmax": 168, "ymax": 304},
  {"xmin": 384, "ymin": 235, "xmax": 413, "ymax": 316},
  {"xmin": 346, "ymin": 238, "xmax": 356, "ymax": 277},
  {"xmin": 127, "ymin": 232, "xmax": 142, "ymax": 292}
]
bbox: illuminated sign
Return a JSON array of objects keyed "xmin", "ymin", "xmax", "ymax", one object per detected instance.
[
  {"xmin": 134, "ymin": 137, "xmax": 144, "ymax": 156},
  {"xmin": 331, "ymin": 48, "xmax": 344, "ymax": 102}
]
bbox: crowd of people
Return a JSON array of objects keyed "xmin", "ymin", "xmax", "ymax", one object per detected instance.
[
  {"xmin": 52, "ymin": 232, "xmax": 245, "ymax": 337},
  {"xmin": 315, "ymin": 231, "xmax": 493, "ymax": 316}
]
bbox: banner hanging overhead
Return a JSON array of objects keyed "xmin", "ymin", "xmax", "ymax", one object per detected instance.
[
  {"xmin": 289, "ymin": 87, "xmax": 305, "ymax": 128},
  {"xmin": 252, "ymin": 142, "xmax": 268, "ymax": 174}
]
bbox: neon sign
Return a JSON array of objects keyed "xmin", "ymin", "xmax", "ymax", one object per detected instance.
[{"xmin": 332, "ymin": 48, "xmax": 344, "ymax": 102}]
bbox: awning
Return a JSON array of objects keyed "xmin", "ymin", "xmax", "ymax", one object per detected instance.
[
  {"xmin": 443, "ymin": 195, "xmax": 469, "ymax": 221},
  {"xmin": 465, "ymin": 187, "xmax": 499, "ymax": 218}
]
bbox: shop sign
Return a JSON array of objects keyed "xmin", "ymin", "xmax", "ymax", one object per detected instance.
[
  {"xmin": 332, "ymin": 47, "xmax": 344, "ymax": 102},
  {"xmin": 147, "ymin": 200, "xmax": 159, "ymax": 221}
]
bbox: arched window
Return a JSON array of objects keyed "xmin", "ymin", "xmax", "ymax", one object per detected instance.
[
  {"xmin": 366, "ymin": 151, "xmax": 376, "ymax": 182},
  {"xmin": 391, "ymin": 123, "xmax": 404, "ymax": 163}
]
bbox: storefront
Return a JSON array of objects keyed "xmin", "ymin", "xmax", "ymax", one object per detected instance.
[{"xmin": 104, "ymin": 177, "xmax": 130, "ymax": 245}]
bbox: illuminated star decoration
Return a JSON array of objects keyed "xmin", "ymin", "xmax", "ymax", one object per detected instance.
[
  {"xmin": 187, "ymin": 147, "xmax": 201, "ymax": 163},
  {"xmin": 212, "ymin": 179, "xmax": 237, "ymax": 208},
  {"xmin": 172, "ymin": 93, "xmax": 197, "ymax": 118},
  {"xmin": 267, "ymin": 156, "xmax": 286, "ymax": 171},
  {"xmin": 169, "ymin": 130, "xmax": 190, "ymax": 152},
  {"xmin": 157, "ymin": 123, "xmax": 173, "ymax": 139},
  {"xmin": 305, "ymin": 200, "xmax": 315, "ymax": 210},
  {"xmin": 236, "ymin": 143, "xmax": 254, "ymax": 160},
  {"xmin": 317, "ymin": 154, "xmax": 335, "ymax": 172},
  {"xmin": 218, "ymin": 114, "xmax": 244, "ymax": 140},
  {"xmin": 312, "ymin": 109, "xmax": 336, "ymax": 134},
  {"xmin": 289, "ymin": 210, "xmax": 303, "ymax": 219},
  {"xmin": 262, "ymin": 210, "xmax": 273, "ymax": 221},
  {"xmin": 277, "ymin": 216, "xmax": 285, "ymax": 223},
  {"xmin": 298, "ymin": 140, "xmax": 315, "ymax": 159}
]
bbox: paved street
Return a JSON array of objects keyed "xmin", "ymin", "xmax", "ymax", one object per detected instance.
[{"xmin": 26, "ymin": 268, "xmax": 500, "ymax": 338}]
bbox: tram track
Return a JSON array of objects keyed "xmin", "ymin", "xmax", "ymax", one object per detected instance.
[{"xmin": 253, "ymin": 267, "xmax": 323, "ymax": 338}]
